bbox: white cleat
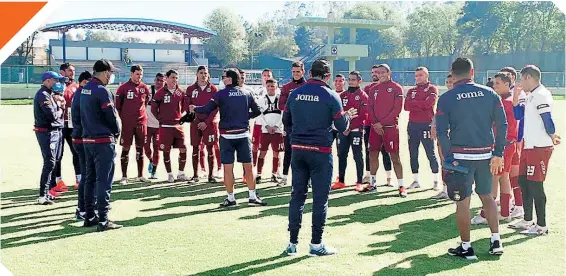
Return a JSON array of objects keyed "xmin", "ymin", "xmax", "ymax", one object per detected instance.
[
  {"xmin": 471, "ymin": 215, "xmax": 488, "ymax": 225},
  {"xmin": 432, "ymin": 191, "xmax": 449, "ymax": 200},
  {"xmin": 408, "ymin": 181, "xmax": 420, "ymax": 189},
  {"xmin": 120, "ymin": 177, "xmax": 128, "ymax": 185},
  {"xmin": 499, "ymin": 214, "xmax": 512, "ymax": 223},
  {"xmin": 508, "ymin": 219, "xmax": 534, "ymax": 230},
  {"xmin": 167, "ymin": 174, "xmax": 175, "ymax": 183},
  {"xmin": 520, "ymin": 225, "xmax": 548, "ymax": 236},
  {"xmin": 510, "ymin": 206, "xmax": 525, "ymax": 219},
  {"xmin": 177, "ymin": 173, "xmax": 190, "ymax": 181},
  {"xmin": 278, "ymin": 175, "xmax": 288, "ymax": 186},
  {"xmin": 136, "ymin": 177, "xmax": 151, "ymax": 183},
  {"xmin": 433, "ymin": 181, "xmax": 440, "ymax": 191},
  {"xmin": 362, "ymin": 175, "xmax": 371, "ymax": 184}
]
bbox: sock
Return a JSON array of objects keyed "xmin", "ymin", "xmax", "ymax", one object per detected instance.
[
  {"xmin": 178, "ymin": 171, "xmax": 185, "ymax": 176},
  {"xmin": 491, "ymin": 233, "xmax": 500, "ymax": 243},
  {"xmin": 56, "ymin": 177, "xmax": 62, "ymax": 183},
  {"xmin": 365, "ymin": 171, "xmax": 371, "ymax": 177},
  {"xmin": 227, "ymin": 192, "xmax": 235, "ymax": 201},
  {"xmin": 443, "ymin": 184, "xmax": 447, "ymax": 193},
  {"xmin": 168, "ymin": 172, "xmax": 174, "ymax": 178},
  {"xmin": 386, "ymin": 170, "xmax": 392, "ymax": 178},
  {"xmin": 461, "ymin": 241, "xmax": 471, "ymax": 250},
  {"xmin": 501, "ymin": 193, "xmax": 511, "ymax": 217},
  {"xmin": 151, "ymin": 163, "xmax": 158, "ymax": 175},
  {"xmin": 370, "ymin": 175, "xmax": 376, "ymax": 187},
  {"xmin": 511, "ymin": 176, "xmax": 523, "ymax": 206},
  {"xmin": 192, "ymin": 152, "xmax": 199, "ymax": 176},
  {"xmin": 200, "ymin": 145, "xmax": 206, "ymax": 171},
  {"xmin": 398, "ymin": 179, "xmax": 404, "ymax": 188},
  {"xmin": 252, "ymin": 151, "xmax": 258, "ymax": 167},
  {"xmin": 179, "ymin": 152, "xmax": 187, "ymax": 171},
  {"xmin": 207, "ymin": 152, "xmax": 214, "ymax": 178},
  {"xmin": 121, "ymin": 150, "xmax": 129, "ymax": 178},
  {"xmin": 215, "ymin": 145, "xmax": 221, "ymax": 168},
  {"xmin": 257, "ymin": 157, "xmax": 265, "ymax": 175},
  {"xmin": 75, "ymin": 175, "xmax": 81, "ymax": 183},
  {"xmin": 248, "ymin": 189, "xmax": 257, "ymax": 200},
  {"xmin": 272, "ymin": 156, "xmax": 279, "ymax": 174},
  {"xmin": 413, "ymin": 173, "xmax": 419, "ymax": 182},
  {"xmin": 310, "ymin": 243, "xmax": 322, "ymax": 249},
  {"xmin": 136, "ymin": 147, "xmax": 144, "ymax": 177},
  {"xmin": 164, "ymin": 151, "xmax": 172, "ymax": 173},
  {"xmin": 433, "ymin": 173, "xmax": 439, "ymax": 183}
]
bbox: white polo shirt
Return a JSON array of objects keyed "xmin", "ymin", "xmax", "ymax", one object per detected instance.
[{"xmin": 523, "ymin": 84, "xmax": 554, "ymax": 149}]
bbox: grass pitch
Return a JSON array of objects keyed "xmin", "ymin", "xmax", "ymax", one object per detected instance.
[{"xmin": 0, "ymin": 104, "xmax": 564, "ymax": 276}]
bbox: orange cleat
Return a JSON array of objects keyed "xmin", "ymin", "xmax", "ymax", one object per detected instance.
[
  {"xmin": 49, "ymin": 189, "xmax": 62, "ymax": 198},
  {"xmin": 53, "ymin": 180, "xmax": 69, "ymax": 192},
  {"xmin": 331, "ymin": 181, "xmax": 346, "ymax": 190},
  {"xmin": 354, "ymin": 183, "xmax": 364, "ymax": 192}
]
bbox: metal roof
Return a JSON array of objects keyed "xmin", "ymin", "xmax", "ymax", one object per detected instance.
[
  {"xmin": 289, "ymin": 17, "xmax": 394, "ymax": 30},
  {"xmin": 40, "ymin": 18, "xmax": 216, "ymax": 38}
]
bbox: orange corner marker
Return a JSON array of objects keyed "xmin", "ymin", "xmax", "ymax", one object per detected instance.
[{"xmin": 0, "ymin": 2, "xmax": 47, "ymax": 50}]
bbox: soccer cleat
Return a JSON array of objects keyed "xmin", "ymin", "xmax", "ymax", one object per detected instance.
[
  {"xmin": 75, "ymin": 209, "xmax": 85, "ymax": 221},
  {"xmin": 167, "ymin": 174, "xmax": 175, "ymax": 183},
  {"xmin": 510, "ymin": 206, "xmax": 525, "ymax": 219},
  {"xmin": 354, "ymin": 183, "xmax": 364, "ymax": 192},
  {"xmin": 48, "ymin": 189, "xmax": 61, "ymax": 198},
  {"xmin": 448, "ymin": 245, "xmax": 478, "ymax": 260},
  {"xmin": 256, "ymin": 175, "xmax": 262, "ymax": 184},
  {"xmin": 362, "ymin": 175, "xmax": 370, "ymax": 184},
  {"xmin": 489, "ymin": 240, "xmax": 504, "ymax": 255},
  {"xmin": 97, "ymin": 221, "xmax": 123, "ymax": 232},
  {"xmin": 398, "ymin": 187, "xmax": 408, "ymax": 198},
  {"xmin": 277, "ymin": 175, "xmax": 288, "ymax": 186},
  {"xmin": 136, "ymin": 177, "xmax": 151, "ymax": 183},
  {"xmin": 359, "ymin": 184, "xmax": 377, "ymax": 193},
  {"xmin": 220, "ymin": 197, "xmax": 237, "ymax": 208},
  {"xmin": 286, "ymin": 243, "xmax": 298, "ymax": 256},
  {"xmin": 508, "ymin": 219, "xmax": 535, "ymax": 230},
  {"xmin": 149, "ymin": 173, "xmax": 158, "ymax": 180},
  {"xmin": 308, "ymin": 243, "xmax": 337, "ymax": 257},
  {"xmin": 471, "ymin": 215, "xmax": 488, "ymax": 225},
  {"xmin": 520, "ymin": 225, "xmax": 548, "ymax": 236},
  {"xmin": 83, "ymin": 216, "xmax": 99, "ymax": 227},
  {"xmin": 331, "ymin": 181, "xmax": 346, "ymax": 190},
  {"xmin": 119, "ymin": 177, "xmax": 128, "ymax": 185},
  {"xmin": 148, "ymin": 163, "xmax": 153, "ymax": 175},
  {"xmin": 208, "ymin": 176, "xmax": 217, "ymax": 183},
  {"xmin": 53, "ymin": 180, "xmax": 69, "ymax": 192},
  {"xmin": 432, "ymin": 191, "xmax": 449, "ymax": 200},
  {"xmin": 74, "ymin": 181, "xmax": 80, "ymax": 190},
  {"xmin": 249, "ymin": 196, "xmax": 268, "ymax": 206},
  {"xmin": 433, "ymin": 181, "xmax": 440, "ymax": 191},
  {"xmin": 177, "ymin": 174, "xmax": 191, "ymax": 182},
  {"xmin": 271, "ymin": 174, "xmax": 278, "ymax": 183},
  {"xmin": 37, "ymin": 197, "xmax": 54, "ymax": 205},
  {"xmin": 499, "ymin": 214, "xmax": 512, "ymax": 223},
  {"xmin": 408, "ymin": 181, "xmax": 420, "ymax": 189}
]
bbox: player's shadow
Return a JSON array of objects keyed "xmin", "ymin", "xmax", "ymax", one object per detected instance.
[{"xmin": 189, "ymin": 254, "xmax": 309, "ymax": 276}]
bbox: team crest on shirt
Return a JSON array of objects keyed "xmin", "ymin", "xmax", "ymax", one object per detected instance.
[
  {"xmin": 140, "ymin": 88, "xmax": 146, "ymax": 94},
  {"xmin": 424, "ymin": 88, "xmax": 429, "ymax": 92},
  {"xmin": 387, "ymin": 88, "xmax": 392, "ymax": 93},
  {"xmin": 206, "ymin": 88, "xmax": 211, "ymax": 93},
  {"xmin": 176, "ymin": 91, "xmax": 182, "ymax": 97},
  {"xmin": 411, "ymin": 91, "xmax": 416, "ymax": 99},
  {"xmin": 160, "ymin": 144, "xmax": 165, "ymax": 149},
  {"xmin": 355, "ymin": 95, "xmax": 360, "ymax": 100}
]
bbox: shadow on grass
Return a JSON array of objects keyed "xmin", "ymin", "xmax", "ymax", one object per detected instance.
[{"xmin": 190, "ymin": 254, "xmax": 309, "ymax": 276}]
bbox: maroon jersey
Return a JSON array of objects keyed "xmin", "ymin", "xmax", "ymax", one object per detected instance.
[
  {"xmin": 363, "ymin": 83, "xmax": 378, "ymax": 127},
  {"xmin": 186, "ymin": 82, "xmax": 219, "ymax": 124},
  {"xmin": 368, "ymin": 80, "xmax": 403, "ymax": 127},
  {"xmin": 63, "ymin": 82, "xmax": 79, "ymax": 122},
  {"xmin": 278, "ymin": 78, "xmax": 306, "ymax": 111},
  {"xmin": 151, "ymin": 85, "xmax": 188, "ymax": 126},
  {"xmin": 404, "ymin": 82, "xmax": 438, "ymax": 123},
  {"xmin": 116, "ymin": 80, "xmax": 150, "ymax": 126},
  {"xmin": 339, "ymin": 87, "xmax": 368, "ymax": 130}
]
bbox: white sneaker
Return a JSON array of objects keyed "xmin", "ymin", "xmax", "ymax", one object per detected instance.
[
  {"xmin": 362, "ymin": 175, "xmax": 370, "ymax": 184},
  {"xmin": 136, "ymin": 176, "xmax": 151, "ymax": 183},
  {"xmin": 120, "ymin": 177, "xmax": 128, "ymax": 185},
  {"xmin": 167, "ymin": 174, "xmax": 175, "ymax": 183},
  {"xmin": 499, "ymin": 214, "xmax": 512, "ymax": 223},
  {"xmin": 408, "ymin": 181, "xmax": 420, "ymax": 189},
  {"xmin": 177, "ymin": 173, "xmax": 190, "ymax": 181},
  {"xmin": 471, "ymin": 215, "xmax": 488, "ymax": 225},
  {"xmin": 510, "ymin": 206, "xmax": 525, "ymax": 219},
  {"xmin": 433, "ymin": 181, "xmax": 440, "ymax": 191},
  {"xmin": 520, "ymin": 224, "xmax": 548, "ymax": 236},
  {"xmin": 508, "ymin": 219, "xmax": 534, "ymax": 230},
  {"xmin": 431, "ymin": 191, "xmax": 449, "ymax": 199},
  {"xmin": 278, "ymin": 175, "xmax": 288, "ymax": 186},
  {"xmin": 37, "ymin": 197, "xmax": 54, "ymax": 205}
]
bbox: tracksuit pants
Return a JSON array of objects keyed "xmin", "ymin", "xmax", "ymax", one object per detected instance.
[
  {"xmin": 364, "ymin": 126, "xmax": 392, "ymax": 172},
  {"xmin": 282, "ymin": 126, "xmax": 292, "ymax": 175},
  {"xmin": 73, "ymin": 142, "xmax": 86, "ymax": 213},
  {"xmin": 288, "ymin": 149, "xmax": 333, "ymax": 245},
  {"xmin": 84, "ymin": 142, "xmax": 116, "ymax": 222},
  {"xmin": 36, "ymin": 129, "xmax": 61, "ymax": 197},
  {"xmin": 337, "ymin": 131, "xmax": 364, "ymax": 183},
  {"xmin": 407, "ymin": 121, "xmax": 439, "ymax": 174},
  {"xmin": 55, "ymin": 127, "xmax": 80, "ymax": 179}
]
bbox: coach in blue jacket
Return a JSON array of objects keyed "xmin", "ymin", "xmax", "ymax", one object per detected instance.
[{"xmin": 283, "ymin": 59, "xmax": 356, "ymax": 256}]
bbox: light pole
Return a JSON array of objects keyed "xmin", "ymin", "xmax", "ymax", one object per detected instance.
[{"xmin": 251, "ymin": 32, "xmax": 262, "ymax": 70}]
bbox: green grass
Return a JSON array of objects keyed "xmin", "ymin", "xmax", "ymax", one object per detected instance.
[
  {"xmin": 1, "ymin": 104, "xmax": 565, "ymax": 276},
  {"xmin": 1, "ymin": 99, "xmax": 34, "ymax": 105}
]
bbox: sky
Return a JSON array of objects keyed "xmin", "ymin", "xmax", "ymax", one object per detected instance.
[{"xmin": 38, "ymin": 0, "xmax": 288, "ymax": 45}]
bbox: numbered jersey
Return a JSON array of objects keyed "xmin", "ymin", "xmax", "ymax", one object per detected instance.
[
  {"xmin": 151, "ymin": 86, "xmax": 188, "ymax": 126},
  {"xmin": 185, "ymin": 82, "xmax": 218, "ymax": 123},
  {"xmin": 116, "ymin": 80, "xmax": 150, "ymax": 126},
  {"xmin": 339, "ymin": 88, "xmax": 368, "ymax": 130}
]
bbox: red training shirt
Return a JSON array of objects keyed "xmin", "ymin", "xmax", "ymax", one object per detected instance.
[
  {"xmin": 367, "ymin": 80, "xmax": 404, "ymax": 127},
  {"xmin": 404, "ymin": 82, "xmax": 438, "ymax": 123},
  {"xmin": 339, "ymin": 87, "xmax": 368, "ymax": 130},
  {"xmin": 115, "ymin": 80, "xmax": 150, "ymax": 126},
  {"xmin": 185, "ymin": 82, "xmax": 219, "ymax": 124},
  {"xmin": 151, "ymin": 85, "xmax": 188, "ymax": 126}
]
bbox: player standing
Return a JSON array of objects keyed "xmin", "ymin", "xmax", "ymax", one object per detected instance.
[
  {"xmin": 509, "ymin": 65, "xmax": 560, "ymax": 235},
  {"xmin": 251, "ymin": 69, "xmax": 276, "ymax": 168},
  {"xmin": 59, "ymin": 63, "xmax": 81, "ymax": 190},
  {"xmin": 437, "ymin": 58, "xmax": 506, "ymax": 259},
  {"xmin": 278, "ymin": 62, "xmax": 306, "ymax": 186},
  {"xmin": 146, "ymin": 73, "xmax": 164, "ymax": 179},
  {"xmin": 404, "ymin": 67, "xmax": 440, "ymax": 190},
  {"xmin": 116, "ymin": 65, "xmax": 151, "ymax": 184},
  {"xmin": 186, "ymin": 66, "xmax": 219, "ymax": 183},
  {"xmin": 189, "ymin": 68, "xmax": 266, "ymax": 207},
  {"xmin": 151, "ymin": 70, "xmax": 190, "ymax": 183},
  {"xmin": 256, "ymin": 79, "xmax": 284, "ymax": 184},
  {"xmin": 363, "ymin": 64, "xmax": 405, "ymax": 197},
  {"xmin": 332, "ymin": 71, "xmax": 368, "ymax": 191},
  {"xmin": 431, "ymin": 73, "xmax": 454, "ymax": 199}
]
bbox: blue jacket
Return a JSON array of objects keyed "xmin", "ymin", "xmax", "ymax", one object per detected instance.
[
  {"xmin": 71, "ymin": 86, "xmax": 83, "ymax": 139},
  {"xmin": 33, "ymin": 85, "xmax": 63, "ymax": 130},
  {"xmin": 79, "ymin": 78, "xmax": 121, "ymax": 140},
  {"xmin": 283, "ymin": 79, "xmax": 350, "ymax": 153},
  {"xmin": 436, "ymin": 79, "xmax": 507, "ymax": 161},
  {"xmin": 195, "ymin": 85, "xmax": 261, "ymax": 136}
]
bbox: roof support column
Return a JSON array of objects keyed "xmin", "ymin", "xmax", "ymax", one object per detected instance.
[{"xmin": 62, "ymin": 30, "xmax": 67, "ymax": 63}]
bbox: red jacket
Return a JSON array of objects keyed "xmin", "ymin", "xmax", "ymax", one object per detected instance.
[
  {"xmin": 498, "ymin": 94, "xmax": 518, "ymax": 142},
  {"xmin": 404, "ymin": 82, "xmax": 438, "ymax": 123},
  {"xmin": 116, "ymin": 80, "xmax": 150, "ymax": 126},
  {"xmin": 186, "ymin": 82, "xmax": 219, "ymax": 124},
  {"xmin": 367, "ymin": 80, "xmax": 404, "ymax": 127},
  {"xmin": 151, "ymin": 85, "xmax": 188, "ymax": 126},
  {"xmin": 278, "ymin": 78, "xmax": 306, "ymax": 111},
  {"xmin": 363, "ymin": 83, "xmax": 378, "ymax": 127},
  {"xmin": 63, "ymin": 82, "xmax": 79, "ymax": 123},
  {"xmin": 339, "ymin": 87, "xmax": 368, "ymax": 130}
]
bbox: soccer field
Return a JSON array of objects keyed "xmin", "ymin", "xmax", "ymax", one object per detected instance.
[{"xmin": 0, "ymin": 104, "xmax": 564, "ymax": 276}]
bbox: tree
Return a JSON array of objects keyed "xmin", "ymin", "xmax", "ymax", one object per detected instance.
[
  {"xmin": 294, "ymin": 26, "xmax": 315, "ymax": 55},
  {"xmin": 122, "ymin": 36, "xmax": 144, "ymax": 43},
  {"xmin": 14, "ymin": 31, "xmax": 38, "ymax": 65},
  {"xmin": 84, "ymin": 30, "xmax": 119, "ymax": 42},
  {"xmin": 203, "ymin": 8, "xmax": 248, "ymax": 66},
  {"xmin": 261, "ymin": 36, "xmax": 299, "ymax": 58}
]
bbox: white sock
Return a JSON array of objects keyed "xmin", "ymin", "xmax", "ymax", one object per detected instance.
[
  {"xmin": 56, "ymin": 177, "xmax": 62, "ymax": 183},
  {"xmin": 370, "ymin": 175, "xmax": 376, "ymax": 187},
  {"xmin": 413, "ymin": 173, "xmax": 419, "ymax": 182},
  {"xmin": 76, "ymin": 175, "xmax": 81, "ymax": 182},
  {"xmin": 227, "ymin": 192, "xmax": 235, "ymax": 201},
  {"xmin": 248, "ymin": 189, "xmax": 257, "ymax": 200},
  {"xmin": 168, "ymin": 172, "xmax": 174, "ymax": 177},
  {"xmin": 310, "ymin": 243, "xmax": 322, "ymax": 249},
  {"xmin": 461, "ymin": 241, "xmax": 471, "ymax": 250},
  {"xmin": 491, "ymin": 233, "xmax": 500, "ymax": 243},
  {"xmin": 398, "ymin": 179, "xmax": 404, "ymax": 188},
  {"xmin": 178, "ymin": 171, "xmax": 185, "ymax": 176},
  {"xmin": 433, "ymin": 173, "xmax": 439, "ymax": 183},
  {"xmin": 364, "ymin": 171, "xmax": 371, "ymax": 177},
  {"xmin": 443, "ymin": 185, "xmax": 447, "ymax": 193},
  {"xmin": 386, "ymin": 170, "xmax": 392, "ymax": 178}
]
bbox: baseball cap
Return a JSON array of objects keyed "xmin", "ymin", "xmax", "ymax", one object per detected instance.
[
  {"xmin": 93, "ymin": 59, "xmax": 117, "ymax": 73},
  {"xmin": 310, "ymin": 59, "xmax": 331, "ymax": 76},
  {"xmin": 42, "ymin": 71, "xmax": 66, "ymax": 82}
]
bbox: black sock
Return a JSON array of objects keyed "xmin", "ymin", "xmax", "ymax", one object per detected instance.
[{"xmin": 530, "ymin": 180, "xmax": 547, "ymax": 227}]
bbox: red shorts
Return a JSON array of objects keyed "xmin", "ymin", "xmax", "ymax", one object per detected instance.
[
  {"xmin": 252, "ymin": 124, "xmax": 263, "ymax": 148},
  {"xmin": 158, "ymin": 126, "xmax": 185, "ymax": 151},
  {"xmin": 497, "ymin": 142, "xmax": 517, "ymax": 175},
  {"xmin": 190, "ymin": 122, "xmax": 219, "ymax": 146},
  {"xmin": 511, "ymin": 140, "xmax": 524, "ymax": 166},
  {"xmin": 120, "ymin": 124, "xmax": 147, "ymax": 148},
  {"xmin": 260, "ymin": 133, "xmax": 284, "ymax": 152},
  {"xmin": 519, "ymin": 146, "xmax": 553, "ymax": 181},
  {"xmin": 368, "ymin": 125, "xmax": 399, "ymax": 153}
]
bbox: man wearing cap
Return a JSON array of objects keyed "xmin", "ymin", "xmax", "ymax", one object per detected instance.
[
  {"xmin": 80, "ymin": 59, "xmax": 122, "ymax": 231},
  {"xmin": 283, "ymin": 59, "xmax": 356, "ymax": 256},
  {"xmin": 436, "ymin": 57, "xmax": 507, "ymax": 259},
  {"xmin": 34, "ymin": 71, "xmax": 67, "ymax": 204}
]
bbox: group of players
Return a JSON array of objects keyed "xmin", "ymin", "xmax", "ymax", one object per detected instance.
[{"xmin": 33, "ymin": 56, "xmax": 559, "ymax": 259}]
